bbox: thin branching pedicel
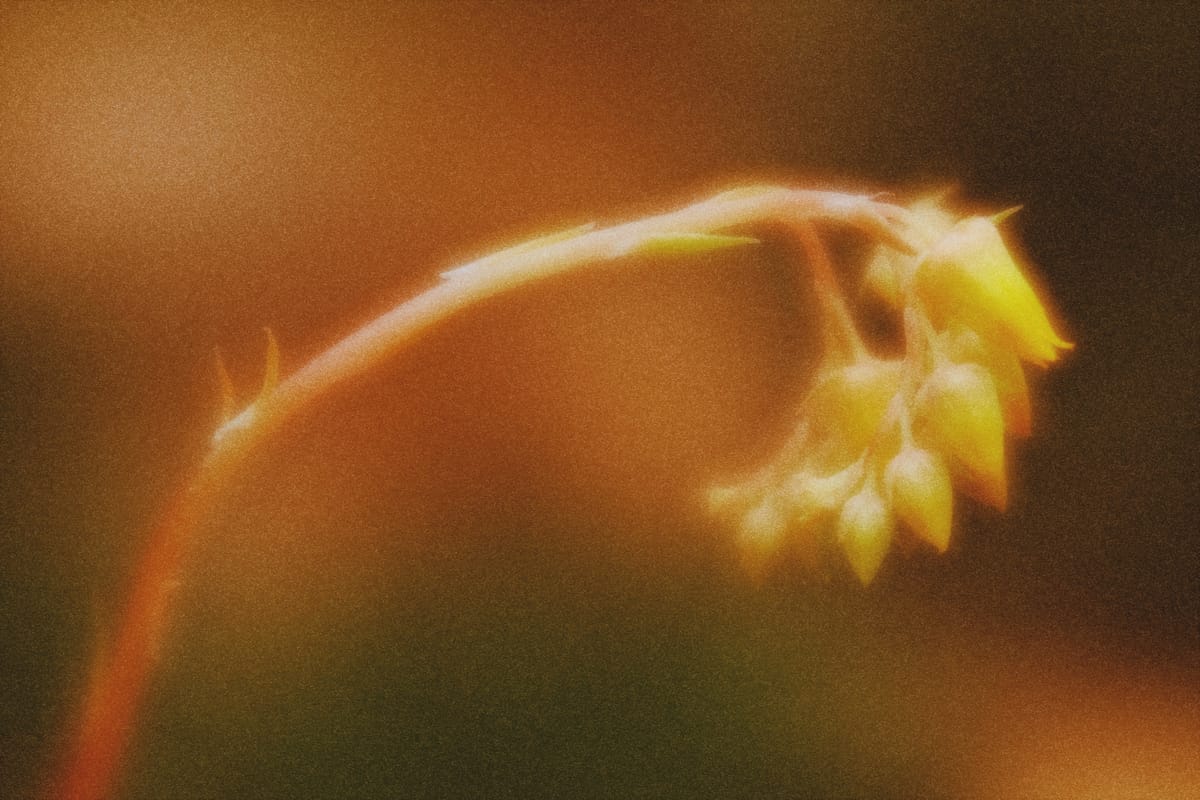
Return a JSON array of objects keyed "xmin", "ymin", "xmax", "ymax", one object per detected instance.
[{"xmin": 49, "ymin": 184, "xmax": 1067, "ymax": 800}]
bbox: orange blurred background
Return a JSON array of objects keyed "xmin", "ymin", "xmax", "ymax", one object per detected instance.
[{"xmin": 1, "ymin": 3, "xmax": 1197, "ymax": 798}]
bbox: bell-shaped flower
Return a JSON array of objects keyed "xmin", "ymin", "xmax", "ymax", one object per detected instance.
[
  {"xmin": 916, "ymin": 217, "xmax": 1072, "ymax": 366},
  {"xmin": 737, "ymin": 496, "xmax": 790, "ymax": 582},
  {"xmin": 804, "ymin": 359, "xmax": 903, "ymax": 468},
  {"xmin": 938, "ymin": 324, "xmax": 1032, "ymax": 437},
  {"xmin": 837, "ymin": 479, "xmax": 894, "ymax": 585},
  {"xmin": 885, "ymin": 445, "xmax": 954, "ymax": 552},
  {"xmin": 915, "ymin": 362, "xmax": 1008, "ymax": 510}
]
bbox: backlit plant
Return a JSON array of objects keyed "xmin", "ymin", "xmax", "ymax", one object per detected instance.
[{"xmin": 49, "ymin": 184, "xmax": 1069, "ymax": 799}]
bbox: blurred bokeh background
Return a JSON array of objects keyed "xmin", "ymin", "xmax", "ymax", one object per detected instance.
[{"xmin": 2, "ymin": 2, "xmax": 1197, "ymax": 798}]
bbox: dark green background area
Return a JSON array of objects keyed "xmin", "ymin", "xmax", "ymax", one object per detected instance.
[{"xmin": 2, "ymin": 3, "xmax": 1197, "ymax": 798}]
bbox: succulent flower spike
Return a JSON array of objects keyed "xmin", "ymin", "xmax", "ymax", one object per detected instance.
[
  {"xmin": 57, "ymin": 185, "xmax": 1070, "ymax": 800},
  {"xmin": 916, "ymin": 216, "xmax": 1073, "ymax": 366},
  {"xmin": 712, "ymin": 189, "xmax": 1072, "ymax": 584}
]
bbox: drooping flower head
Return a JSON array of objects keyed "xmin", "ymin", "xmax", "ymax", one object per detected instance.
[{"xmin": 712, "ymin": 192, "xmax": 1071, "ymax": 584}]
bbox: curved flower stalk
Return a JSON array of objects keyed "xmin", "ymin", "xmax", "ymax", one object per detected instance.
[
  {"xmin": 47, "ymin": 185, "xmax": 920, "ymax": 800},
  {"xmin": 711, "ymin": 193, "xmax": 1071, "ymax": 583},
  {"xmin": 47, "ymin": 184, "xmax": 1071, "ymax": 798}
]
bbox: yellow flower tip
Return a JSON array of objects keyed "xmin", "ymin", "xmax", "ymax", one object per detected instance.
[
  {"xmin": 917, "ymin": 217, "xmax": 1072, "ymax": 366},
  {"xmin": 738, "ymin": 499, "xmax": 789, "ymax": 582},
  {"xmin": 884, "ymin": 446, "xmax": 953, "ymax": 553},
  {"xmin": 915, "ymin": 362, "xmax": 1008, "ymax": 512},
  {"xmin": 990, "ymin": 205, "xmax": 1023, "ymax": 225},
  {"xmin": 836, "ymin": 482, "xmax": 894, "ymax": 585}
]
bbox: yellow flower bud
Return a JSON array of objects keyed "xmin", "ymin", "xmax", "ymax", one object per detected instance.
[
  {"xmin": 915, "ymin": 362, "xmax": 1008, "ymax": 510},
  {"xmin": 917, "ymin": 217, "xmax": 1072, "ymax": 366},
  {"xmin": 939, "ymin": 325, "xmax": 1032, "ymax": 437},
  {"xmin": 837, "ymin": 481, "xmax": 894, "ymax": 585},
  {"xmin": 885, "ymin": 446, "xmax": 953, "ymax": 552},
  {"xmin": 805, "ymin": 360, "xmax": 903, "ymax": 467},
  {"xmin": 737, "ymin": 497, "xmax": 789, "ymax": 581}
]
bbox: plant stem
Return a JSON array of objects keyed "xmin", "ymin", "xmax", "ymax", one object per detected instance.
[
  {"xmin": 46, "ymin": 185, "xmax": 911, "ymax": 800},
  {"xmin": 789, "ymin": 219, "xmax": 869, "ymax": 362}
]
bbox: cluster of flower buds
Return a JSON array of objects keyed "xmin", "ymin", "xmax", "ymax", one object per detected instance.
[{"xmin": 710, "ymin": 196, "xmax": 1071, "ymax": 584}]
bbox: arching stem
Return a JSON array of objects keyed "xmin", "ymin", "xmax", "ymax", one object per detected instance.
[{"xmin": 46, "ymin": 185, "xmax": 912, "ymax": 800}]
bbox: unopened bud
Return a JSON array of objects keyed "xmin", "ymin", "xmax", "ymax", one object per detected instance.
[
  {"xmin": 738, "ymin": 498, "xmax": 789, "ymax": 582},
  {"xmin": 915, "ymin": 362, "xmax": 1008, "ymax": 510},
  {"xmin": 939, "ymin": 325, "xmax": 1032, "ymax": 437},
  {"xmin": 885, "ymin": 446, "xmax": 953, "ymax": 552},
  {"xmin": 837, "ymin": 481, "xmax": 894, "ymax": 585},
  {"xmin": 805, "ymin": 360, "xmax": 903, "ymax": 465}
]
